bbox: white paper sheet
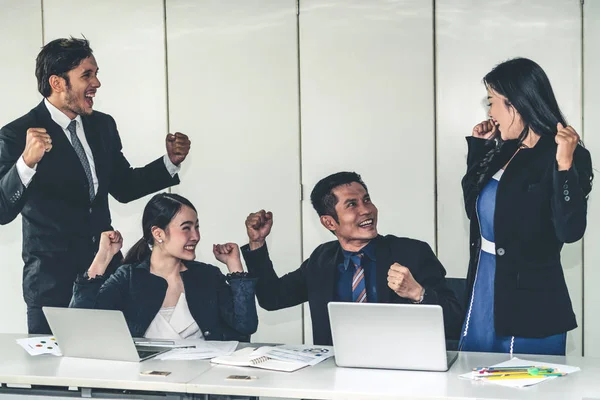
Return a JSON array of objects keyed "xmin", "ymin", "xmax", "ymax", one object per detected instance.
[
  {"xmin": 155, "ymin": 340, "xmax": 238, "ymax": 360},
  {"xmin": 16, "ymin": 336, "xmax": 62, "ymax": 356},
  {"xmin": 266, "ymin": 344, "xmax": 334, "ymax": 366},
  {"xmin": 459, "ymin": 357, "xmax": 581, "ymax": 388}
]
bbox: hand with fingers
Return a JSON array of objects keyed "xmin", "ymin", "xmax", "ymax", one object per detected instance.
[
  {"xmin": 166, "ymin": 132, "xmax": 191, "ymax": 166},
  {"xmin": 555, "ymin": 123, "xmax": 579, "ymax": 171},
  {"xmin": 213, "ymin": 243, "xmax": 244, "ymax": 273},
  {"xmin": 472, "ymin": 119, "xmax": 498, "ymax": 140},
  {"xmin": 88, "ymin": 230, "xmax": 123, "ymax": 278},
  {"xmin": 22, "ymin": 128, "xmax": 53, "ymax": 168},
  {"xmin": 387, "ymin": 263, "xmax": 424, "ymax": 302},
  {"xmin": 245, "ymin": 210, "xmax": 273, "ymax": 250}
]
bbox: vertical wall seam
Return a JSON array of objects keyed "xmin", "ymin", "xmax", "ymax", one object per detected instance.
[
  {"xmin": 296, "ymin": 0, "xmax": 306, "ymax": 345},
  {"xmin": 163, "ymin": 0, "xmax": 172, "ymax": 194},
  {"xmin": 580, "ymin": 0, "xmax": 585, "ymax": 357},
  {"xmin": 432, "ymin": 0, "xmax": 439, "ymax": 257},
  {"xmin": 40, "ymin": 0, "xmax": 45, "ymax": 45}
]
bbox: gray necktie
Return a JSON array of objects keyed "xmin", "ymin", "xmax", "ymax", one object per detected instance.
[{"xmin": 67, "ymin": 120, "xmax": 95, "ymax": 201}]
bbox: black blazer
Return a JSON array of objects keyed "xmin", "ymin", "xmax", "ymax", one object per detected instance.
[
  {"xmin": 242, "ymin": 235, "xmax": 463, "ymax": 345},
  {"xmin": 70, "ymin": 259, "xmax": 258, "ymax": 341},
  {"xmin": 462, "ymin": 135, "xmax": 592, "ymax": 338},
  {"xmin": 0, "ymin": 101, "xmax": 179, "ymax": 307}
]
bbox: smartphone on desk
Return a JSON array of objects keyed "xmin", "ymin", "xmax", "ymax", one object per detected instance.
[{"xmin": 140, "ymin": 370, "xmax": 171, "ymax": 377}]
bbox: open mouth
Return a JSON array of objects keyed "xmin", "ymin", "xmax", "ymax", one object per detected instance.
[
  {"xmin": 85, "ymin": 91, "xmax": 95, "ymax": 107},
  {"xmin": 358, "ymin": 219, "xmax": 374, "ymax": 228},
  {"xmin": 184, "ymin": 245, "xmax": 196, "ymax": 251}
]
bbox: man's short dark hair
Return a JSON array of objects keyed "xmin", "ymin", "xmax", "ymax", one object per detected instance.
[
  {"xmin": 310, "ymin": 171, "xmax": 369, "ymax": 222},
  {"xmin": 35, "ymin": 37, "xmax": 94, "ymax": 97}
]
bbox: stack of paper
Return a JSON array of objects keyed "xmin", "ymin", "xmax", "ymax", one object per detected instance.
[
  {"xmin": 211, "ymin": 344, "xmax": 334, "ymax": 372},
  {"xmin": 155, "ymin": 340, "xmax": 238, "ymax": 361},
  {"xmin": 459, "ymin": 357, "xmax": 580, "ymax": 388},
  {"xmin": 17, "ymin": 336, "xmax": 62, "ymax": 356}
]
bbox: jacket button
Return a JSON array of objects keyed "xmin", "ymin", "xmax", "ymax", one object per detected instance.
[
  {"xmin": 497, "ymin": 248, "xmax": 505, "ymax": 256},
  {"xmin": 563, "ymin": 190, "xmax": 569, "ymax": 195},
  {"xmin": 563, "ymin": 184, "xmax": 568, "ymax": 189},
  {"xmin": 565, "ymin": 196, "xmax": 571, "ymax": 202},
  {"xmin": 204, "ymin": 331, "xmax": 211, "ymax": 337},
  {"xmin": 92, "ymin": 236, "xmax": 96, "ymax": 243}
]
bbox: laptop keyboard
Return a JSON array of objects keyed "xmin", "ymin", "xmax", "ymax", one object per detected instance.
[{"xmin": 137, "ymin": 349, "xmax": 161, "ymax": 360}]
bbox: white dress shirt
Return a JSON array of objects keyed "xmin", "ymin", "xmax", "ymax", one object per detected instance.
[
  {"xmin": 144, "ymin": 292, "xmax": 203, "ymax": 340},
  {"xmin": 16, "ymin": 99, "xmax": 180, "ymax": 188}
]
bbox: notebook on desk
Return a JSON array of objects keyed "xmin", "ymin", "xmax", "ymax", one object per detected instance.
[
  {"xmin": 43, "ymin": 307, "xmax": 176, "ymax": 362},
  {"xmin": 211, "ymin": 347, "xmax": 307, "ymax": 372},
  {"xmin": 328, "ymin": 302, "xmax": 458, "ymax": 371}
]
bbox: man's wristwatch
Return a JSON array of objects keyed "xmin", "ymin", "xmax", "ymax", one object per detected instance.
[{"xmin": 412, "ymin": 287, "xmax": 426, "ymax": 304}]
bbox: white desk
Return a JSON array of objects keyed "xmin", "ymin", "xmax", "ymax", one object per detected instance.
[
  {"xmin": 0, "ymin": 333, "xmax": 210, "ymax": 397},
  {"xmin": 1, "ymin": 333, "xmax": 599, "ymax": 399},
  {"xmin": 185, "ymin": 352, "xmax": 600, "ymax": 400}
]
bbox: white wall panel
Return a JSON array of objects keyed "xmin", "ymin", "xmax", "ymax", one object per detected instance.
[
  {"xmin": 166, "ymin": 0, "xmax": 302, "ymax": 344},
  {"xmin": 583, "ymin": 0, "xmax": 600, "ymax": 358},
  {"xmin": 299, "ymin": 0, "xmax": 435, "ymax": 343},
  {"xmin": 43, "ymin": 0, "xmax": 169, "ymax": 257},
  {"xmin": 0, "ymin": 0, "xmax": 43, "ymax": 333},
  {"xmin": 436, "ymin": 0, "xmax": 583, "ymax": 354}
]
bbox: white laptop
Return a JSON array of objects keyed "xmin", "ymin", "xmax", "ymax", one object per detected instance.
[
  {"xmin": 328, "ymin": 302, "xmax": 459, "ymax": 371},
  {"xmin": 43, "ymin": 307, "xmax": 174, "ymax": 362}
]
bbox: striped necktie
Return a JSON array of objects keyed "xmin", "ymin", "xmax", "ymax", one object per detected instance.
[
  {"xmin": 67, "ymin": 120, "xmax": 95, "ymax": 201},
  {"xmin": 350, "ymin": 253, "xmax": 367, "ymax": 303}
]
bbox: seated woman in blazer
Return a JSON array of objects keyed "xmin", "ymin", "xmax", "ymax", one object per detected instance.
[
  {"xmin": 461, "ymin": 57, "xmax": 593, "ymax": 356},
  {"xmin": 70, "ymin": 193, "xmax": 258, "ymax": 341}
]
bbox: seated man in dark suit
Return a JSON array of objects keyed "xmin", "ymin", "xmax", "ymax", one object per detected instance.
[{"xmin": 242, "ymin": 171, "xmax": 463, "ymax": 345}]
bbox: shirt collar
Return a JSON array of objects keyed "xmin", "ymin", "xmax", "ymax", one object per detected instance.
[
  {"xmin": 341, "ymin": 240, "xmax": 375, "ymax": 270},
  {"xmin": 44, "ymin": 98, "xmax": 82, "ymax": 130}
]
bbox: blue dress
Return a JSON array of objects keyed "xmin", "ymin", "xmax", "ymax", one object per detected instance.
[{"xmin": 459, "ymin": 169, "xmax": 566, "ymax": 355}]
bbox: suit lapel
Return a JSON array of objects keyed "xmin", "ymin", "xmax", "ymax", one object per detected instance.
[
  {"xmin": 374, "ymin": 236, "xmax": 392, "ymax": 303},
  {"xmin": 81, "ymin": 115, "xmax": 106, "ymax": 197},
  {"xmin": 319, "ymin": 245, "xmax": 341, "ymax": 306},
  {"xmin": 32, "ymin": 102, "xmax": 89, "ymax": 201}
]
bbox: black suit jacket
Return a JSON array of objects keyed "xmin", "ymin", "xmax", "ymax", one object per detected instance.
[
  {"xmin": 0, "ymin": 101, "xmax": 179, "ymax": 307},
  {"xmin": 70, "ymin": 259, "xmax": 258, "ymax": 341},
  {"xmin": 242, "ymin": 235, "xmax": 463, "ymax": 345},
  {"xmin": 462, "ymin": 135, "xmax": 592, "ymax": 338}
]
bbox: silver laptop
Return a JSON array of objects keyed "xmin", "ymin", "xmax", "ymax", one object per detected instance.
[
  {"xmin": 43, "ymin": 307, "xmax": 172, "ymax": 362},
  {"xmin": 328, "ymin": 302, "xmax": 459, "ymax": 371}
]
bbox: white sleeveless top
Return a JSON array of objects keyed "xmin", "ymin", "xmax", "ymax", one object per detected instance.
[{"xmin": 144, "ymin": 292, "xmax": 204, "ymax": 340}]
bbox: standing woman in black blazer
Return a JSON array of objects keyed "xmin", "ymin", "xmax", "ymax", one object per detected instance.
[{"xmin": 460, "ymin": 58, "xmax": 593, "ymax": 356}]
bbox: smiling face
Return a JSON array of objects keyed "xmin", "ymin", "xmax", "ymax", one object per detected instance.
[
  {"xmin": 320, "ymin": 182, "xmax": 378, "ymax": 251},
  {"xmin": 487, "ymin": 87, "xmax": 525, "ymax": 140},
  {"xmin": 50, "ymin": 56, "xmax": 101, "ymax": 119},
  {"xmin": 153, "ymin": 205, "xmax": 200, "ymax": 261}
]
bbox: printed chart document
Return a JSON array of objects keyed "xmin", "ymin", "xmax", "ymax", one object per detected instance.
[
  {"xmin": 16, "ymin": 336, "xmax": 62, "ymax": 356},
  {"xmin": 211, "ymin": 345, "xmax": 334, "ymax": 372},
  {"xmin": 155, "ymin": 340, "xmax": 239, "ymax": 361},
  {"xmin": 459, "ymin": 357, "xmax": 580, "ymax": 388}
]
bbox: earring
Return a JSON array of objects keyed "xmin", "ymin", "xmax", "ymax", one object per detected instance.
[{"xmin": 158, "ymin": 239, "xmax": 163, "ymax": 243}]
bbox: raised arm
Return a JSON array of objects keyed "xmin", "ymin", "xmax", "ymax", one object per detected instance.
[
  {"xmin": 0, "ymin": 126, "xmax": 52, "ymax": 224},
  {"xmin": 241, "ymin": 210, "xmax": 309, "ymax": 310},
  {"xmin": 213, "ymin": 242, "xmax": 258, "ymax": 336},
  {"xmin": 551, "ymin": 124, "xmax": 593, "ymax": 243},
  {"xmin": 106, "ymin": 116, "xmax": 189, "ymax": 203},
  {"xmin": 70, "ymin": 231, "xmax": 126, "ymax": 310}
]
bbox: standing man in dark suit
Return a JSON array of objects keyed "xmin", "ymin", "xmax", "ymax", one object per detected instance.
[
  {"xmin": 0, "ymin": 37, "xmax": 191, "ymax": 334},
  {"xmin": 242, "ymin": 172, "xmax": 462, "ymax": 345}
]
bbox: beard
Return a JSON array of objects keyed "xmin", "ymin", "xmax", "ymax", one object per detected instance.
[{"xmin": 64, "ymin": 83, "xmax": 92, "ymax": 116}]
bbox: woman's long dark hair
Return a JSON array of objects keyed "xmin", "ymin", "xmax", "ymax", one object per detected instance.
[
  {"xmin": 477, "ymin": 58, "xmax": 592, "ymax": 193},
  {"xmin": 122, "ymin": 193, "xmax": 197, "ymax": 265},
  {"xmin": 484, "ymin": 57, "xmax": 566, "ymax": 143}
]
